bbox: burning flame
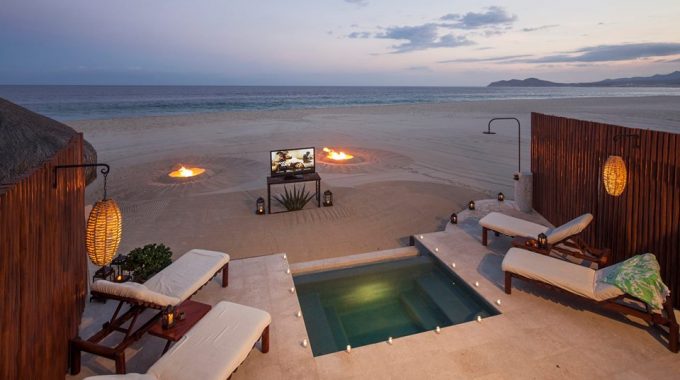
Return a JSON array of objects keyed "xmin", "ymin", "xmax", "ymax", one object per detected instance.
[
  {"xmin": 323, "ymin": 147, "xmax": 354, "ymax": 161},
  {"xmin": 168, "ymin": 165, "xmax": 206, "ymax": 178}
]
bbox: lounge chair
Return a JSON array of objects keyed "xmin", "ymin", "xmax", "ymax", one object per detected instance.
[
  {"xmin": 502, "ymin": 247, "xmax": 678, "ymax": 352},
  {"xmin": 71, "ymin": 249, "xmax": 230, "ymax": 374},
  {"xmin": 480, "ymin": 212, "xmax": 610, "ymax": 266},
  {"xmin": 81, "ymin": 301, "xmax": 271, "ymax": 380}
]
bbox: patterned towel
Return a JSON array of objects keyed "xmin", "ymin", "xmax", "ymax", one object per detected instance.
[{"xmin": 601, "ymin": 253, "xmax": 670, "ymax": 310}]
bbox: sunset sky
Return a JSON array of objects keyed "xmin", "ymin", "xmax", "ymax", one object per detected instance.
[{"xmin": 1, "ymin": 0, "xmax": 679, "ymax": 85}]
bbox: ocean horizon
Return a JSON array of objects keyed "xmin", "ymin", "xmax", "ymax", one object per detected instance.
[{"xmin": 2, "ymin": 84, "xmax": 680, "ymax": 121}]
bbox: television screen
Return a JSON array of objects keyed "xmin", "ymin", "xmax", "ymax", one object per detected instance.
[{"xmin": 270, "ymin": 147, "xmax": 315, "ymax": 177}]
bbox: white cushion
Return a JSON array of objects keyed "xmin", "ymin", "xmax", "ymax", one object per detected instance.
[
  {"xmin": 479, "ymin": 212, "xmax": 549, "ymax": 238},
  {"xmin": 502, "ymin": 248, "xmax": 622, "ymax": 301},
  {"xmin": 144, "ymin": 249, "xmax": 229, "ymax": 303},
  {"xmin": 84, "ymin": 374, "xmax": 156, "ymax": 380},
  {"xmin": 148, "ymin": 301, "xmax": 271, "ymax": 380},
  {"xmin": 91, "ymin": 249, "xmax": 229, "ymax": 307},
  {"xmin": 91, "ymin": 280, "xmax": 181, "ymax": 307},
  {"xmin": 545, "ymin": 214, "xmax": 593, "ymax": 244}
]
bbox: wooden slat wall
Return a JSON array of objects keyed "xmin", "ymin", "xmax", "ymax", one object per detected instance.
[
  {"xmin": 531, "ymin": 113, "xmax": 680, "ymax": 306},
  {"xmin": 0, "ymin": 134, "xmax": 87, "ymax": 379}
]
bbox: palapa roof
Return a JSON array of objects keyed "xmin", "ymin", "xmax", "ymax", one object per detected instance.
[{"xmin": 0, "ymin": 97, "xmax": 97, "ymax": 186}]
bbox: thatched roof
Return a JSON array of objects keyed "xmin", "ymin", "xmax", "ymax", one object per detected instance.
[{"xmin": 0, "ymin": 97, "xmax": 97, "ymax": 185}]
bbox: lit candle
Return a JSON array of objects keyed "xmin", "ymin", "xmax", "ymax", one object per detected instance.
[
  {"xmin": 296, "ymin": 310, "xmax": 302, "ymax": 318},
  {"xmin": 435, "ymin": 248, "xmax": 439, "ymax": 252},
  {"xmin": 496, "ymin": 299, "xmax": 502, "ymax": 306},
  {"xmin": 435, "ymin": 326, "xmax": 441, "ymax": 334},
  {"xmin": 388, "ymin": 337, "xmax": 393, "ymax": 345},
  {"xmin": 419, "ymin": 235, "xmax": 424, "ymax": 239},
  {"xmin": 286, "ymin": 268, "xmax": 291, "ymax": 274},
  {"xmin": 168, "ymin": 312, "xmax": 174, "ymax": 325},
  {"xmin": 451, "ymin": 262, "xmax": 456, "ymax": 268},
  {"xmin": 283, "ymin": 254, "xmax": 287, "ymax": 260},
  {"xmin": 476, "ymin": 315, "xmax": 482, "ymax": 323},
  {"xmin": 302, "ymin": 338, "xmax": 308, "ymax": 347},
  {"xmin": 474, "ymin": 281, "xmax": 479, "ymax": 287},
  {"xmin": 290, "ymin": 287, "xmax": 296, "ymax": 294},
  {"xmin": 346, "ymin": 345, "xmax": 352, "ymax": 353},
  {"xmin": 116, "ymin": 274, "xmax": 123, "ymax": 282}
]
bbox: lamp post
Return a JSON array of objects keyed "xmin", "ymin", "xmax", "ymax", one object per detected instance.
[{"xmin": 483, "ymin": 117, "xmax": 521, "ymax": 180}]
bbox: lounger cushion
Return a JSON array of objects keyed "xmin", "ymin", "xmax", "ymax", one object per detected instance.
[
  {"xmin": 91, "ymin": 249, "xmax": 229, "ymax": 307},
  {"xmin": 502, "ymin": 248, "xmax": 623, "ymax": 301},
  {"xmin": 544, "ymin": 214, "xmax": 593, "ymax": 244},
  {"xmin": 84, "ymin": 374, "xmax": 155, "ymax": 380},
  {"xmin": 479, "ymin": 212, "xmax": 548, "ymax": 238},
  {"xmin": 144, "ymin": 249, "xmax": 229, "ymax": 303},
  {"xmin": 148, "ymin": 301, "xmax": 271, "ymax": 380},
  {"xmin": 90, "ymin": 281, "xmax": 181, "ymax": 307}
]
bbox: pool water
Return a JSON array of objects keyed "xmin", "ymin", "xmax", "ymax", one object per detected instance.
[{"xmin": 293, "ymin": 254, "xmax": 499, "ymax": 356}]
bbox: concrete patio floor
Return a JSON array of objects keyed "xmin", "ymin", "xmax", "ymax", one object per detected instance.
[{"xmin": 68, "ymin": 200, "xmax": 680, "ymax": 379}]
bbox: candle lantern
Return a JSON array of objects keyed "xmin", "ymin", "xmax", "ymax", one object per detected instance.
[
  {"xmin": 537, "ymin": 233, "xmax": 548, "ymax": 248},
  {"xmin": 256, "ymin": 197, "xmax": 265, "ymax": 215},
  {"xmin": 111, "ymin": 254, "xmax": 130, "ymax": 283},
  {"xmin": 162, "ymin": 306, "xmax": 176, "ymax": 329},
  {"xmin": 450, "ymin": 212, "xmax": 458, "ymax": 224},
  {"xmin": 323, "ymin": 190, "xmax": 333, "ymax": 207},
  {"xmin": 468, "ymin": 200, "xmax": 475, "ymax": 210},
  {"xmin": 602, "ymin": 155, "xmax": 627, "ymax": 196},
  {"xmin": 497, "ymin": 192, "xmax": 505, "ymax": 202}
]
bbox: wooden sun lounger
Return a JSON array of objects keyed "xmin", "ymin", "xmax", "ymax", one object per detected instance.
[
  {"xmin": 503, "ymin": 248, "xmax": 678, "ymax": 352},
  {"xmin": 82, "ymin": 301, "xmax": 271, "ymax": 380},
  {"xmin": 70, "ymin": 249, "xmax": 230, "ymax": 375}
]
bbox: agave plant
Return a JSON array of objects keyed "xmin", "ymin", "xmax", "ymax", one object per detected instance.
[{"xmin": 273, "ymin": 185, "xmax": 315, "ymax": 211}]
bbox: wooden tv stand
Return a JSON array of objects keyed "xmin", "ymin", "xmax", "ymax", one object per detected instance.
[{"xmin": 266, "ymin": 173, "xmax": 321, "ymax": 214}]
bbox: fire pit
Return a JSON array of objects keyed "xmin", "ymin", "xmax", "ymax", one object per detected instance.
[
  {"xmin": 322, "ymin": 147, "xmax": 354, "ymax": 162},
  {"xmin": 168, "ymin": 165, "xmax": 206, "ymax": 178}
]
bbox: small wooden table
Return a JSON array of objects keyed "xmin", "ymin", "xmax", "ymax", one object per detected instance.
[
  {"xmin": 149, "ymin": 300, "xmax": 211, "ymax": 353},
  {"xmin": 266, "ymin": 172, "xmax": 321, "ymax": 214},
  {"xmin": 511, "ymin": 236, "xmax": 551, "ymax": 255}
]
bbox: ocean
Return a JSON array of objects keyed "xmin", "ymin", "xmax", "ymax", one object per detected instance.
[{"xmin": 1, "ymin": 85, "xmax": 679, "ymax": 121}]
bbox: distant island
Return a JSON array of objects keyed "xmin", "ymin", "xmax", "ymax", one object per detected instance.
[{"xmin": 488, "ymin": 70, "xmax": 680, "ymax": 87}]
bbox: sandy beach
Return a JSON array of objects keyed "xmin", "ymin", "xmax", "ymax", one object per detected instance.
[{"xmin": 69, "ymin": 96, "xmax": 680, "ymax": 264}]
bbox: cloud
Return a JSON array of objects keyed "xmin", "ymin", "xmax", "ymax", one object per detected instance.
[
  {"xmin": 523, "ymin": 42, "xmax": 680, "ymax": 63},
  {"xmin": 521, "ymin": 24, "xmax": 558, "ymax": 32},
  {"xmin": 348, "ymin": 31, "xmax": 372, "ymax": 39},
  {"xmin": 374, "ymin": 23, "xmax": 473, "ymax": 53},
  {"xmin": 344, "ymin": 0, "xmax": 368, "ymax": 6},
  {"xmin": 438, "ymin": 54, "xmax": 533, "ymax": 63},
  {"xmin": 405, "ymin": 66, "xmax": 432, "ymax": 72},
  {"xmin": 440, "ymin": 6, "xmax": 517, "ymax": 29}
]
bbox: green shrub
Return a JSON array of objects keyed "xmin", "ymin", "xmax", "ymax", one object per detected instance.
[
  {"xmin": 273, "ymin": 185, "xmax": 315, "ymax": 211},
  {"xmin": 123, "ymin": 243, "xmax": 173, "ymax": 283}
]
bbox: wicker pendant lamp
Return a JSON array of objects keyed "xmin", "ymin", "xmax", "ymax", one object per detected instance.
[
  {"xmin": 85, "ymin": 167, "xmax": 122, "ymax": 267},
  {"xmin": 602, "ymin": 155, "xmax": 627, "ymax": 196}
]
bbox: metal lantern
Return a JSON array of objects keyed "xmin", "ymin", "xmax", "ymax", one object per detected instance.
[
  {"xmin": 497, "ymin": 192, "xmax": 505, "ymax": 202},
  {"xmin": 86, "ymin": 198, "xmax": 122, "ymax": 267},
  {"xmin": 256, "ymin": 197, "xmax": 265, "ymax": 215},
  {"xmin": 603, "ymin": 155, "xmax": 627, "ymax": 196},
  {"xmin": 162, "ymin": 306, "xmax": 176, "ymax": 329},
  {"xmin": 537, "ymin": 233, "xmax": 548, "ymax": 248},
  {"xmin": 323, "ymin": 190, "xmax": 333, "ymax": 207},
  {"xmin": 468, "ymin": 200, "xmax": 475, "ymax": 210},
  {"xmin": 450, "ymin": 213, "xmax": 458, "ymax": 224},
  {"xmin": 111, "ymin": 254, "xmax": 130, "ymax": 283}
]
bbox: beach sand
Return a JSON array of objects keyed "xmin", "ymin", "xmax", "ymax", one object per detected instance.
[{"xmin": 69, "ymin": 96, "xmax": 680, "ymax": 263}]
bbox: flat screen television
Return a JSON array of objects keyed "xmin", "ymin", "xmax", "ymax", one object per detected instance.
[{"xmin": 270, "ymin": 147, "xmax": 315, "ymax": 178}]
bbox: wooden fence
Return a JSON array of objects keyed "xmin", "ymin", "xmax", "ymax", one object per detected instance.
[
  {"xmin": 0, "ymin": 134, "xmax": 88, "ymax": 379},
  {"xmin": 531, "ymin": 113, "xmax": 680, "ymax": 306}
]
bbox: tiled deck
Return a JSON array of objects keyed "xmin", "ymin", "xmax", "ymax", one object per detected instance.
[{"xmin": 69, "ymin": 200, "xmax": 680, "ymax": 379}]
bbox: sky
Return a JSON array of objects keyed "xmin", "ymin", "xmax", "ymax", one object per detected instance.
[{"xmin": 1, "ymin": 0, "xmax": 679, "ymax": 86}]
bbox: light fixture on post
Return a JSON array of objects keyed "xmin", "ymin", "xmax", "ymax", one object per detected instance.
[
  {"xmin": 483, "ymin": 118, "xmax": 521, "ymax": 180},
  {"xmin": 256, "ymin": 197, "xmax": 265, "ymax": 215},
  {"xmin": 603, "ymin": 133, "xmax": 639, "ymax": 197},
  {"xmin": 55, "ymin": 164, "xmax": 122, "ymax": 282},
  {"xmin": 323, "ymin": 190, "xmax": 333, "ymax": 207}
]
